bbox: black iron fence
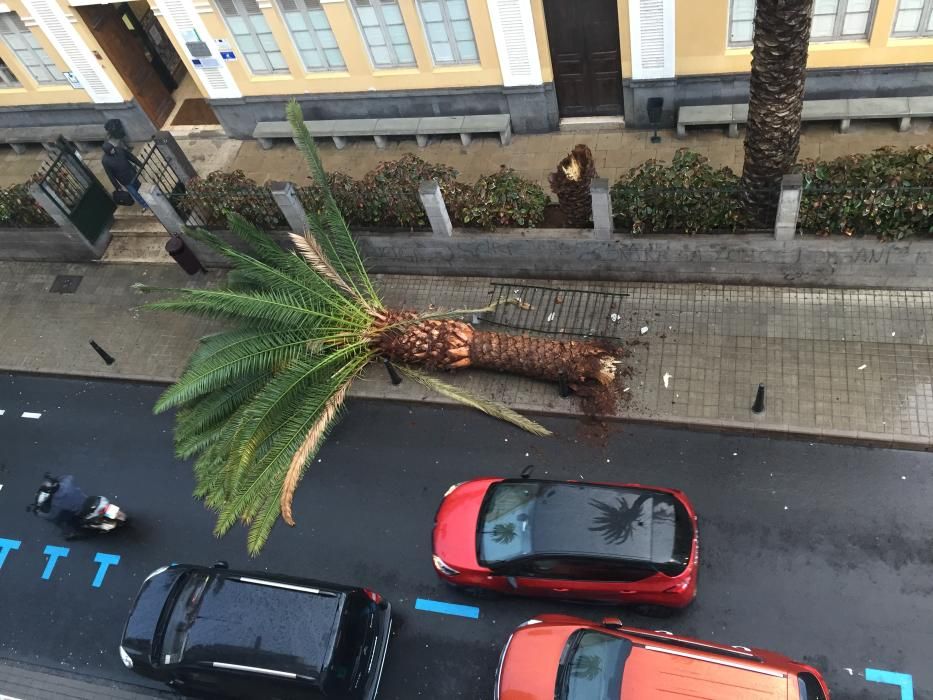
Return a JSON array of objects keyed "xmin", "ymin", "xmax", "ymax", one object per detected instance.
[{"xmin": 481, "ymin": 283, "xmax": 628, "ymax": 340}]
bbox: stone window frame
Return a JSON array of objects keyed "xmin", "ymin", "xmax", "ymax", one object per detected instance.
[
  {"xmin": 415, "ymin": 0, "xmax": 479, "ymax": 66},
  {"xmin": 0, "ymin": 12, "xmax": 65, "ymax": 85},
  {"xmin": 891, "ymin": 0, "xmax": 933, "ymax": 37},
  {"xmin": 274, "ymin": 0, "xmax": 347, "ymax": 71},
  {"xmin": 0, "ymin": 56, "xmax": 21, "ymax": 87},
  {"xmin": 349, "ymin": 0, "xmax": 417, "ymax": 69},
  {"xmin": 728, "ymin": 0, "xmax": 877, "ymax": 47},
  {"xmin": 214, "ymin": 0, "xmax": 290, "ymax": 75}
]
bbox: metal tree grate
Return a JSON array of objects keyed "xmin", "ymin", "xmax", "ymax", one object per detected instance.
[{"xmin": 480, "ymin": 283, "xmax": 628, "ymax": 340}]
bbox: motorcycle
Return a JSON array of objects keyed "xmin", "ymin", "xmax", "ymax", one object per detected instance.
[{"xmin": 27, "ymin": 474, "xmax": 128, "ymax": 535}]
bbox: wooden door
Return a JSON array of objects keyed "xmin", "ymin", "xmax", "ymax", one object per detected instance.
[
  {"xmin": 542, "ymin": 0, "xmax": 623, "ymax": 118},
  {"xmin": 77, "ymin": 5, "xmax": 175, "ymax": 128}
]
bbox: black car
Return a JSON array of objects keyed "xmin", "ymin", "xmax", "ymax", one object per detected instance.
[{"xmin": 119, "ymin": 563, "xmax": 391, "ymax": 699}]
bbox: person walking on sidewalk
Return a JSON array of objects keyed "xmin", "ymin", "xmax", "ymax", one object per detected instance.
[{"xmin": 101, "ymin": 141, "xmax": 148, "ymax": 210}]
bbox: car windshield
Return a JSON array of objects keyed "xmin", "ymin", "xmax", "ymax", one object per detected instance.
[
  {"xmin": 556, "ymin": 630, "xmax": 631, "ymax": 700},
  {"xmin": 323, "ymin": 594, "xmax": 378, "ymax": 694},
  {"xmin": 478, "ymin": 481, "xmax": 690, "ymax": 573},
  {"xmin": 159, "ymin": 573, "xmax": 210, "ymax": 665}
]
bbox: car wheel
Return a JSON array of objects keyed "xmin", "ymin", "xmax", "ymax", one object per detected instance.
[
  {"xmin": 633, "ymin": 604, "xmax": 681, "ymax": 618},
  {"xmin": 443, "ymin": 580, "xmax": 500, "ymax": 599}
]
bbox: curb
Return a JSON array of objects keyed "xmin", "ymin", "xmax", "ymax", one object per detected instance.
[
  {"xmin": 6, "ymin": 364, "xmax": 927, "ymax": 452},
  {"xmin": 0, "ymin": 656, "xmax": 169, "ymax": 700}
]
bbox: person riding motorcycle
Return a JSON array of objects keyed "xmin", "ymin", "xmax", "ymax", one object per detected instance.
[{"xmin": 28, "ymin": 474, "xmax": 89, "ymax": 540}]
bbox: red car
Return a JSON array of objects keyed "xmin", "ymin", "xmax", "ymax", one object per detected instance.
[
  {"xmin": 495, "ymin": 615, "xmax": 830, "ymax": 700},
  {"xmin": 432, "ymin": 477, "xmax": 699, "ymax": 609}
]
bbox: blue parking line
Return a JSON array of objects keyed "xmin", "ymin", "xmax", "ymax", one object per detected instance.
[
  {"xmin": 91, "ymin": 552, "xmax": 120, "ymax": 588},
  {"xmin": 414, "ymin": 598, "xmax": 480, "ymax": 619},
  {"xmin": 0, "ymin": 538, "xmax": 21, "ymax": 569},
  {"xmin": 866, "ymin": 668, "xmax": 913, "ymax": 700},
  {"xmin": 41, "ymin": 545, "xmax": 69, "ymax": 580}
]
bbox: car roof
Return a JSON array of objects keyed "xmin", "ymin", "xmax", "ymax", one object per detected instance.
[
  {"xmin": 170, "ymin": 568, "xmax": 348, "ymax": 680},
  {"xmin": 489, "ymin": 480, "xmax": 681, "ymax": 565}
]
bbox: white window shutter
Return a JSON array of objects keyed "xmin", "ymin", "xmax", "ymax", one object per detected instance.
[
  {"xmin": 486, "ymin": 0, "xmax": 541, "ymax": 87},
  {"xmin": 21, "ymin": 0, "xmax": 122, "ymax": 103},
  {"xmin": 154, "ymin": 0, "xmax": 241, "ymax": 99},
  {"xmin": 629, "ymin": 0, "xmax": 674, "ymax": 80}
]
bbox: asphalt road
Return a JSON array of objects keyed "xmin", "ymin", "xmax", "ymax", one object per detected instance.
[{"xmin": 0, "ymin": 372, "xmax": 931, "ymax": 700}]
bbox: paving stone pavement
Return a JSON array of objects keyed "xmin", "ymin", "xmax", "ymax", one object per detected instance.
[
  {"xmin": 0, "ymin": 119, "xmax": 929, "ymax": 193},
  {"xmin": 1, "ymin": 261, "xmax": 931, "ymax": 449},
  {"xmin": 0, "ymin": 657, "xmax": 167, "ymax": 699}
]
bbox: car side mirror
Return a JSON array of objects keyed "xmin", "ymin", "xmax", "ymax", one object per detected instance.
[
  {"xmin": 212, "ymin": 560, "xmax": 229, "ymax": 569},
  {"xmin": 601, "ymin": 617, "xmax": 623, "ymax": 629}
]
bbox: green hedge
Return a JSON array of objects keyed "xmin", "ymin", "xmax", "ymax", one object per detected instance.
[
  {"xmin": 0, "ymin": 183, "xmax": 55, "ymax": 228},
  {"xmin": 611, "ymin": 146, "xmax": 933, "ymax": 238},
  {"xmin": 297, "ymin": 154, "xmax": 548, "ymax": 230},
  {"xmin": 797, "ymin": 145, "xmax": 933, "ymax": 239}
]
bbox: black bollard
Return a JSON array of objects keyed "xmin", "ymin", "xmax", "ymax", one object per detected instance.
[
  {"xmin": 558, "ymin": 373, "xmax": 572, "ymax": 398},
  {"xmin": 752, "ymin": 383, "xmax": 765, "ymax": 413},
  {"xmin": 382, "ymin": 358, "xmax": 402, "ymax": 386},
  {"xmin": 89, "ymin": 339, "xmax": 115, "ymax": 365}
]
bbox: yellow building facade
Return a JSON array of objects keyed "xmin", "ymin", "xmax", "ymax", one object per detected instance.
[{"xmin": 0, "ymin": 0, "xmax": 930, "ymax": 139}]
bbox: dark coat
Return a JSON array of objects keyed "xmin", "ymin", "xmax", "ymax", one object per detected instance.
[{"xmin": 102, "ymin": 146, "xmax": 142, "ymax": 189}]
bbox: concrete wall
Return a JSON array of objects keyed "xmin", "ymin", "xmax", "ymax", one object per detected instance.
[
  {"xmin": 624, "ymin": 63, "xmax": 933, "ymax": 128},
  {"xmin": 353, "ymin": 230, "xmax": 933, "ymax": 289},
  {"xmin": 0, "ymin": 100, "xmax": 156, "ymax": 143},
  {"xmin": 210, "ymin": 84, "xmax": 559, "ymax": 138},
  {"xmin": 178, "ymin": 228, "xmax": 933, "ymax": 290},
  {"xmin": 0, "ymin": 226, "xmax": 111, "ymax": 262}
]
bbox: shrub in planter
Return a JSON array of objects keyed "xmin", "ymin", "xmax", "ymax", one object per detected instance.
[
  {"xmin": 449, "ymin": 167, "xmax": 548, "ymax": 229},
  {"xmin": 797, "ymin": 145, "xmax": 933, "ymax": 239},
  {"xmin": 0, "ymin": 183, "xmax": 54, "ymax": 228},
  {"xmin": 297, "ymin": 172, "xmax": 377, "ymax": 226},
  {"xmin": 611, "ymin": 149, "xmax": 746, "ymax": 234},
  {"xmin": 363, "ymin": 154, "xmax": 459, "ymax": 229},
  {"xmin": 183, "ymin": 170, "xmax": 284, "ymax": 230}
]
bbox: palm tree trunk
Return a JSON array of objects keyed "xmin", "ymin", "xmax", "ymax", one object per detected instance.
[
  {"xmin": 740, "ymin": 0, "xmax": 813, "ymax": 225},
  {"xmin": 376, "ymin": 313, "xmax": 618, "ymax": 385}
]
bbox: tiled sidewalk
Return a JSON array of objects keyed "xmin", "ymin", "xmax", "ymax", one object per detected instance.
[
  {"xmin": 0, "ymin": 657, "xmax": 167, "ymax": 699},
  {"xmin": 0, "ymin": 261, "xmax": 931, "ymax": 449},
  {"xmin": 1, "ymin": 119, "xmax": 929, "ymax": 192}
]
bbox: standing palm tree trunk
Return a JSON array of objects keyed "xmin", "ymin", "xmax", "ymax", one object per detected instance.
[{"xmin": 740, "ymin": 0, "xmax": 813, "ymax": 224}]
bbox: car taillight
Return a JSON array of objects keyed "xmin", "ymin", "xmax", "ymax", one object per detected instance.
[
  {"xmin": 363, "ymin": 588, "xmax": 384, "ymax": 605},
  {"xmin": 663, "ymin": 578, "xmax": 691, "ymax": 593}
]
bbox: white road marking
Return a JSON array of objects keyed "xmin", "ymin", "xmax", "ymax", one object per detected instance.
[
  {"xmin": 21, "ymin": 412, "xmax": 41, "ymax": 419},
  {"xmin": 1, "ymin": 694, "xmax": 25, "ymax": 700},
  {"xmin": 0, "ymin": 409, "xmax": 4, "ymax": 415}
]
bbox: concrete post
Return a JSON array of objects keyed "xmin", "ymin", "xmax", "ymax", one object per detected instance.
[
  {"xmin": 27, "ymin": 182, "xmax": 109, "ymax": 257},
  {"xmin": 154, "ymin": 131, "xmax": 198, "ymax": 184},
  {"xmin": 774, "ymin": 174, "xmax": 803, "ymax": 241},
  {"xmin": 268, "ymin": 180, "xmax": 308, "ymax": 234},
  {"xmin": 419, "ymin": 180, "xmax": 453, "ymax": 237},
  {"xmin": 590, "ymin": 178, "xmax": 613, "ymax": 240},
  {"xmin": 140, "ymin": 182, "xmax": 185, "ymax": 236}
]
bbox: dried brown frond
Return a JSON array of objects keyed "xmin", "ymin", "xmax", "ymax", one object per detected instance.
[{"xmin": 279, "ymin": 382, "xmax": 349, "ymax": 526}]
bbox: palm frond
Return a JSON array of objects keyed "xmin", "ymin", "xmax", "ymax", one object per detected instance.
[
  {"xmin": 280, "ymin": 381, "xmax": 350, "ymax": 526},
  {"xmin": 288, "ymin": 233, "xmax": 369, "ymax": 308},
  {"xmin": 397, "ymin": 366, "xmax": 552, "ymax": 436},
  {"xmin": 286, "ymin": 100, "xmax": 380, "ymax": 307},
  {"xmin": 155, "ymin": 329, "xmax": 315, "ymax": 412}
]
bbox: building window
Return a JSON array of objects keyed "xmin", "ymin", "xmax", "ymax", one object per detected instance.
[
  {"xmin": 351, "ymin": 0, "xmax": 415, "ymax": 68},
  {"xmin": 215, "ymin": 0, "xmax": 289, "ymax": 74},
  {"xmin": 417, "ymin": 0, "xmax": 478, "ymax": 64},
  {"xmin": 276, "ymin": 0, "xmax": 346, "ymax": 71},
  {"xmin": 0, "ymin": 12, "xmax": 65, "ymax": 84},
  {"xmin": 0, "ymin": 57, "xmax": 20, "ymax": 87},
  {"xmin": 729, "ymin": 0, "xmax": 875, "ymax": 46},
  {"xmin": 892, "ymin": 0, "xmax": 933, "ymax": 36}
]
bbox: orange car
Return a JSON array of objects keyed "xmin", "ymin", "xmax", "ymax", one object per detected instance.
[{"xmin": 495, "ymin": 615, "xmax": 830, "ymax": 700}]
